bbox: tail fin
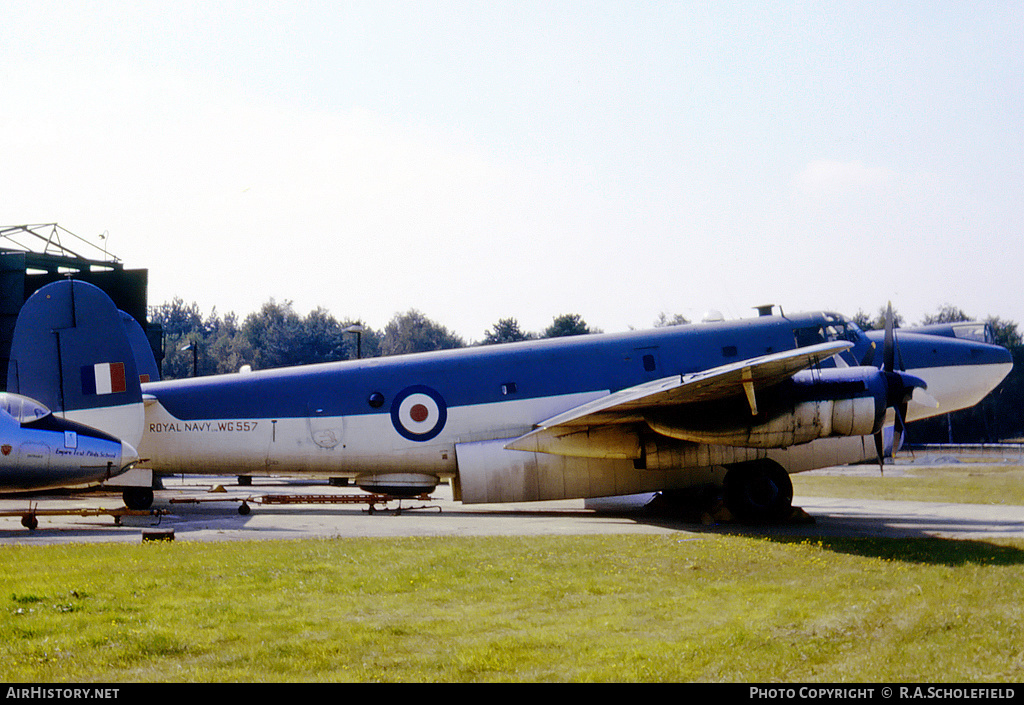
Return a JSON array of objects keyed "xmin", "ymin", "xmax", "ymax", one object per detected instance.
[
  {"xmin": 6, "ymin": 280, "xmax": 145, "ymax": 447},
  {"xmin": 119, "ymin": 309, "xmax": 161, "ymax": 383}
]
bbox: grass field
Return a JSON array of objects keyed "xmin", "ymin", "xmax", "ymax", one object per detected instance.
[
  {"xmin": 2, "ymin": 461, "xmax": 1023, "ymax": 683},
  {"xmin": 792, "ymin": 460, "xmax": 1024, "ymax": 506}
]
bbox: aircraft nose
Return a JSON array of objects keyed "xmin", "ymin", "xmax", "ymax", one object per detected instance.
[
  {"xmin": 901, "ymin": 336, "xmax": 1014, "ymax": 419},
  {"xmin": 992, "ymin": 342, "xmax": 1014, "ymax": 366},
  {"xmin": 119, "ymin": 440, "xmax": 140, "ymax": 471}
]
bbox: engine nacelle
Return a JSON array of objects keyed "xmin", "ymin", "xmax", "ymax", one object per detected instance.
[{"xmin": 644, "ymin": 367, "xmax": 890, "ymax": 449}]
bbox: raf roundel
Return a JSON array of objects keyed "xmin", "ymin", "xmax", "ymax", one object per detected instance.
[{"xmin": 390, "ymin": 385, "xmax": 447, "ymax": 442}]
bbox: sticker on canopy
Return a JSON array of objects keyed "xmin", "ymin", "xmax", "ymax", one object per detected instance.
[{"xmin": 390, "ymin": 385, "xmax": 447, "ymax": 442}]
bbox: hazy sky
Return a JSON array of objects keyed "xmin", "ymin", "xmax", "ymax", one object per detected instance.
[{"xmin": 2, "ymin": 1, "xmax": 1022, "ymax": 341}]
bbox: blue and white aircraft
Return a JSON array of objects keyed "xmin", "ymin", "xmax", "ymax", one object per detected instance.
[
  {"xmin": 5, "ymin": 281, "xmax": 1013, "ymax": 520},
  {"xmin": 0, "ymin": 392, "xmax": 139, "ymax": 492}
]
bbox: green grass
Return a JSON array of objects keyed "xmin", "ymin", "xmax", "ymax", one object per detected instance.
[
  {"xmin": 792, "ymin": 461, "xmax": 1024, "ymax": 505},
  {"xmin": 4, "ymin": 460, "xmax": 1024, "ymax": 683},
  {"xmin": 3, "ymin": 534, "xmax": 1024, "ymax": 682}
]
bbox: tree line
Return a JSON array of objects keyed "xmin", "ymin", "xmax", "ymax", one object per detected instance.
[
  {"xmin": 149, "ymin": 300, "xmax": 1024, "ymax": 443},
  {"xmin": 149, "ymin": 299, "xmax": 602, "ymax": 379}
]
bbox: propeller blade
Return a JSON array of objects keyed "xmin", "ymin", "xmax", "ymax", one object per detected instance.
[
  {"xmin": 860, "ymin": 342, "xmax": 876, "ymax": 367},
  {"xmin": 883, "ymin": 302, "xmax": 895, "ymax": 373},
  {"xmin": 859, "ymin": 303, "xmax": 925, "ymax": 472},
  {"xmin": 894, "ymin": 403, "xmax": 907, "ymax": 453},
  {"xmin": 890, "ymin": 377, "xmax": 926, "ymax": 459}
]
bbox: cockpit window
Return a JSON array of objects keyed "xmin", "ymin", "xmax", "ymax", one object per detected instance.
[
  {"xmin": 951, "ymin": 323, "xmax": 994, "ymax": 344},
  {"xmin": 0, "ymin": 393, "xmax": 51, "ymax": 423},
  {"xmin": 827, "ymin": 323, "xmax": 862, "ymax": 342},
  {"xmin": 795, "ymin": 317, "xmax": 861, "ymax": 349},
  {"xmin": 842, "ymin": 321, "xmax": 864, "ymax": 341}
]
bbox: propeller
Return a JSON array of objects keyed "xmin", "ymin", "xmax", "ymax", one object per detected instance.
[
  {"xmin": 860, "ymin": 342, "xmax": 876, "ymax": 367},
  {"xmin": 871, "ymin": 302, "xmax": 930, "ymax": 473}
]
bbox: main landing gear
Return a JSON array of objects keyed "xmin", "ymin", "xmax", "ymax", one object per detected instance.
[
  {"xmin": 722, "ymin": 459, "xmax": 794, "ymax": 523},
  {"xmin": 123, "ymin": 487, "xmax": 155, "ymax": 511},
  {"xmin": 648, "ymin": 459, "xmax": 801, "ymax": 524}
]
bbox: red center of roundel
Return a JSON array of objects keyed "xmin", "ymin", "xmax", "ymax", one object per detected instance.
[{"xmin": 410, "ymin": 403, "xmax": 430, "ymax": 423}]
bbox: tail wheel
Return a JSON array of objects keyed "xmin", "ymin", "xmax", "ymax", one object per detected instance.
[{"xmin": 723, "ymin": 459, "xmax": 793, "ymax": 522}]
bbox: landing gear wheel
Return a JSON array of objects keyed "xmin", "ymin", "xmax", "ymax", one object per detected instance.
[
  {"xmin": 123, "ymin": 487, "xmax": 155, "ymax": 510},
  {"xmin": 723, "ymin": 460, "xmax": 793, "ymax": 522}
]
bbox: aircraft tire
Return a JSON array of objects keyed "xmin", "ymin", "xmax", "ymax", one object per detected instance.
[
  {"xmin": 123, "ymin": 487, "xmax": 155, "ymax": 511},
  {"xmin": 723, "ymin": 459, "xmax": 793, "ymax": 523}
]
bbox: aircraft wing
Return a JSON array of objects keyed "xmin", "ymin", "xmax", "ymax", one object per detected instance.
[{"xmin": 504, "ymin": 341, "xmax": 852, "ymax": 455}]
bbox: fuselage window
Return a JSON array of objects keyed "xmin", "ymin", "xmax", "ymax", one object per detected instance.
[{"xmin": 642, "ymin": 354, "xmax": 657, "ymax": 372}]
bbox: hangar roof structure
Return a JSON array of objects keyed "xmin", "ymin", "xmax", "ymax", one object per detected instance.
[{"xmin": 0, "ymin": 224, "xmax": 159, "ymax": 389}]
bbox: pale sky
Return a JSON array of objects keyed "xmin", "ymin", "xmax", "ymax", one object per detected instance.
[{"xmin": 2, "ymin": 1, "xmax": 1022, "ymax": 341}]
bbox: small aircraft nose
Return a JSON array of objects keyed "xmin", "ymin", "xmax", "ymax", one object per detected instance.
[{"xmin": 119, "ymin": 441, "xmax": 140, "ymax": 471}]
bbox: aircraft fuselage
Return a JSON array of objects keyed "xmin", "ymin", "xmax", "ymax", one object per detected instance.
[{"xmin": 136, "ymin": 312, "xmax": 1012, "ymax": 502}]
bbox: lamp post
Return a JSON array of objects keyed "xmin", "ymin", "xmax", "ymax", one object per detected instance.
[
  {"xmin": 343, "ymin": 324, "xmax": 366, "ymax": 359},
  {"xmin": 180, "ymin": 341, "xmax": 198, "ymax": 377}
]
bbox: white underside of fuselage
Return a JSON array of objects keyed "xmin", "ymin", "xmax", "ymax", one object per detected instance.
[
  {"xmin": 137, "ymin": 391, "xmax": 606, "ymax": 477},
  {"xmin": 903, "ymin": 362, "xmax": 1012, "ymax": 423}
]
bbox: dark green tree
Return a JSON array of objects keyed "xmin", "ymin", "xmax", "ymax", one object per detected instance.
[
  {"xmin": 338, "ymin": 319, "xmax": 382, "ymax": 360},
  {"xmin": 149, "ymin": 297, "xmax": 207, "ymax": 338},
  {"xmin": 985, "ymin": 316, "xmax": 1022, "ymax": 349},
  {"xmin": 205, "ymin": 310, "xmax": 250, "ymax": 375},
  {"xmin": 240, "ymin": 301, "xmax": 371, "ymax": 370},
  {"xmin": 921, "ymin": 304, "xmax": 971, "ymax": 325},
  {"xmin": 241, "ymin": 300, "xmax": 305, "ymax": 370},
  {"xmin": 150, "ymin": 299, "xmax": 226, "ymax": 378},
  {"xmin": 853, "ymin": 305, "xmax": 904, "ymax": 330},
  {"xmin": 482, "ymin": 317, "xmax": 534, "ymax": 345},
  {"xmin": 298, "ymin": 307, "xmax": 350, "ymax": 364},
  {"xmin": 380, "ymin": 309, "xmax": 465, "ymax": 356},
  {"xmin": 151, "ymin": 298, "xmax": 386, "ymax": 377},
  {"xmin": 542, "ymin": 313, "xmax": 598, "ymax": 338}
]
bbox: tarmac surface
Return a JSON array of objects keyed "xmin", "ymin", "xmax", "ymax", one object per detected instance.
[{"xmin": 3, "ymin": 463, "xmax": 1024, "ymax": 545}]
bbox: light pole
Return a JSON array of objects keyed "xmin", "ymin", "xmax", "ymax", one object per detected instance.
[
  {"xmin": 180, "ymin": 341, "xmax": 198, "ymax": 377},
  {"xmin": 343, "ymin": 324, "xmax": 366, "ymax": 359}
]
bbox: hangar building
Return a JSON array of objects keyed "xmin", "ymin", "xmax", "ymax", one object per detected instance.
[{"xmin": 0, "ymin": 224, "xmax": 162, "ymax": 389}]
